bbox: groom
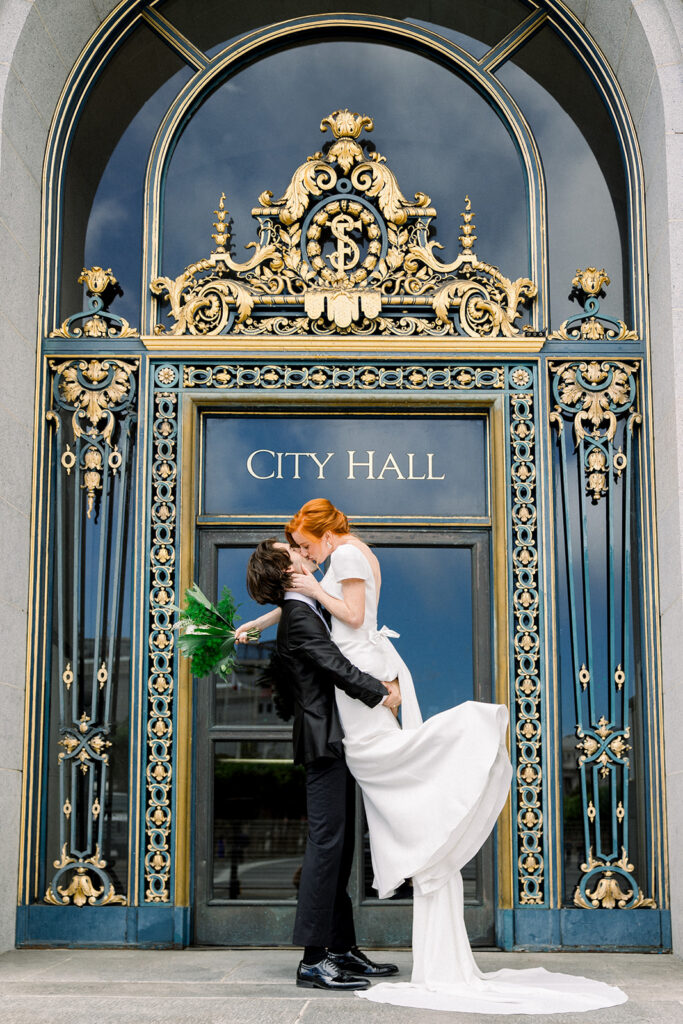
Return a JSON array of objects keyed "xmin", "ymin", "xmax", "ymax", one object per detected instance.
[{"xmin": 246, "ymin": 539, "xmax": 400, "ymax": 990}]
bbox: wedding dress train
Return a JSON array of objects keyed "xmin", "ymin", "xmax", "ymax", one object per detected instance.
[{"xmin": 322, "ymin": 543, "xmax": 627, "ymax": 1015}]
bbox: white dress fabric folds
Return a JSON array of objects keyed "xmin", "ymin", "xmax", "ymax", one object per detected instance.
[{"xmin": 322, "ymin": 543, "xmax": 628, "ymax": 1015}]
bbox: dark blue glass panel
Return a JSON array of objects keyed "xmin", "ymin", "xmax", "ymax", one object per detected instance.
[
  {"xmin": 203, "ymin": 414, "xmax": 488, "ymax": 521},
  {"xmin": 376, "ymin": 546, "xmax": 474, "ymax": 717},
  {"xmin": 214, "ymin": 545, "xmax": 276, "ymax": 727},
  {"xmin": 83, "ymin": 62, "xmax": 193, "ymax": 328},
  {"xmin": 63, "ymin": 24, "xmax": 192, "ymax": 323},
  {"xmin": 553, "ymin": 430, "xmax": 645, "ymax": 905},
  {"xmin": 498, "ymin": 26, "xmax": 629, "ymax": 327},
  {"xmin": 214, "ymin": 542, "xmax": 475, "ymax": 726}
]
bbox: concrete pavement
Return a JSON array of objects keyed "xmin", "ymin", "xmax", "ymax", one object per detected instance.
[{"xmin": 0, "ymin": 948, "xmax": 682, "ymax": 1024}]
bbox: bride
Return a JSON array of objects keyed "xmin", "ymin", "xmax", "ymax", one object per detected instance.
[{"xmin": 239, "ymin": 498, "xmax": 627, "ymax": 1015}]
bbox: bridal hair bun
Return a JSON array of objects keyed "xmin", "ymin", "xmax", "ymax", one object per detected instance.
[{"xmin": 286, "ymin": 498, "xmax": 350, "ymax": 539}]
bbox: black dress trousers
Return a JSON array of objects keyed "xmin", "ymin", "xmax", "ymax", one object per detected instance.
[{"xmin": 292, "ymin": 756, "xmax": 357, "ymax": 949}]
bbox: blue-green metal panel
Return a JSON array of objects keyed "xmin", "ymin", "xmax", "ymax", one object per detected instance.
[{"xmin": 15, "ymin": 905, "xmax": 190, "ymax": 948}]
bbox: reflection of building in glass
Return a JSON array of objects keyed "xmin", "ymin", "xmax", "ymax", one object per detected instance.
[
  {"xmin": 214, "ymin": 641, "xmax": 280, "ymax": 726},
  {"xmin": 45, "ymin": 636, "xmax": 131, "ymax": 897},
  {"xmin": 212, "ymin": 738, "xmax": 307, "ymax": 902},
  {"xmin": 562, "ymin": 732, "xmax": 583, "ymax": 901}
]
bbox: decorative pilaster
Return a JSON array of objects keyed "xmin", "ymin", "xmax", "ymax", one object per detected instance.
[
  {"xmin": 507, "ymin": 367, "xmax": 544, "ymax": 904},
  {"xmin": 550, "ymin": 359, "xmax": 654, "ymax": 909},
  {"xmin": 144, "ymin": 368, "xmax": 180, "ymax": 901},
  {"xmin": 44, "ymin": 356, "xmax": 138, "ymax": 906}
]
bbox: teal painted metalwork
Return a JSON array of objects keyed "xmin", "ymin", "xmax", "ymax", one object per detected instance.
[
  {"xmin": 550, "ymin": 359, "xmax": 655, "ymax": 910},
  {"xmin": 143, "ymin": 371, "xmax": 180, "ymax": 903},
  {"xmin": 43, "ymin": 356, "xmax": 138, "ymax": 907},
  {"xmin": 18, "ymin": 0, "xmax": 667, "ymax": 948},
  {"xmin": 506, "ymin": 365, "xmax": 546, "ymax": 905},
  {"xmin": 49, "ymin": 268, "xmax": 138, "ymax": 342},
  {"xmin": 548, "ymin": 270, "xmax": 638, "ymax": 344}
]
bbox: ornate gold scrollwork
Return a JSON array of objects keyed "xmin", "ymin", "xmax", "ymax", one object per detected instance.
[
  {"xmin": 576, "ymin": 717, "xmax": 630, "ymax": 779},
  {"xmin": 152, "ymin": 111, "xmax": 537, "ymax": 337},
  {"xmin": 574, "ymin": 849, "xmax": 656, "ymax": 910},
  {"xmin": 44, "ymin": 845, "xmax": 126, "ymax": 907},
  {"xmin": 549, "ymin": 360, "xmax": 639, "ymax": 503},
  {"xmin": 49, "ymin": 358, "xmax": 137, "ymax": 518},
  {"xmin": 144, "ymin": 388, "xmax": 178, "ymax": 902}
]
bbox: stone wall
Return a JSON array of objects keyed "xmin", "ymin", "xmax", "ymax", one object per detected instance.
[{"xmin": 0, "ymin": 0, "xmax": 679, "ymax": 953}]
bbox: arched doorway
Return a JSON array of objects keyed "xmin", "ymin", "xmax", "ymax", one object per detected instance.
[{"xmin": 15, "ymin": 2, "xmax": 669, "ymax": 952}]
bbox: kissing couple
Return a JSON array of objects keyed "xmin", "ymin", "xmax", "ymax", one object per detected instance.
[{"xmin": 237, "ymin": 498, "xmax": 628, "ymax": 1014}]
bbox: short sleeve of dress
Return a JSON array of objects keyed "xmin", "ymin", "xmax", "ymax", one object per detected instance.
[{"xmin": 332, "ymin": 544, "xmax": 372, "ymax": 582}]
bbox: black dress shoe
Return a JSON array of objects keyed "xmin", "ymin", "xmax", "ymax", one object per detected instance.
[
  {"xmin": 296, "ymin": 956, "xmax": 371, "ymax": 990},
  {"xmin": 327, "ymin": 946, "xmax": 399, "ymax": 977}
]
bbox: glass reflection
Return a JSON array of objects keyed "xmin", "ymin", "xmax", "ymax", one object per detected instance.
[
  {"xmin": 498, "ymin": 26, "xmax": 629, "ymax": 327},
  {"xmin": 214, "ymin": 546, "xmax": 278, "ymax": 727},
  {"xmin": 553, "ymin": 436, "xmax": 645, "ymax": 904},
  {"xmin": 162, "ymin": 40, "xmax": 529, "ymax": 286},
  {"xmin": 214, "ymin": 542, "xmax": 476, "ymax": 726},
  {"xmin": 372, "ymin": 546, "xmax": 475, "ymax": 717},
  {"xmin": 361, "ymin": 543, "xmax": 477, "ymax": 897},
  {"xmin": 159, "ymin": 0, "xmax": 533, "ymax": 64},
  {"xmin": 64, "ymin": 25, "xmax": 192, "ymax": 323},
  {"xmin": 212, "ymin": 741, "xmax": 306, "ymax": 901}
]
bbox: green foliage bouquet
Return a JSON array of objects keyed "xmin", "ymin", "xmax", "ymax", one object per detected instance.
[{"xmin": 174, "ymin": 582, "xmax": 259, "ymax": 679}]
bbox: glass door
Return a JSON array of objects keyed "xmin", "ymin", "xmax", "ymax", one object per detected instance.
[{"xmin": 193, "ymin": 528, "xmax": 495, "ymax": 946}]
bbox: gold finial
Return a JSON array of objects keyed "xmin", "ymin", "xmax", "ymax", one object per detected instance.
[
  {"xmin": 212, "ymin": 192, "xmax": 230, "ymax": 253},
  {"xmin": 320, "ymin": 109, "xmax": 374, "ymax": 139},
  {"xmin": 459, "ymin": 196, "xmax": 477, "ymax": 252},
  {"xmin": 78, "ymin": 266, "xmax": 117, "ymax": 296},
  {"xmin": 572, "ymin": 267, "xmax": 610, "ymax": 296}
]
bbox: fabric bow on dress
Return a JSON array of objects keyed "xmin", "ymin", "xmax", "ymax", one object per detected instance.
[{"xmin": 368, "ymin": 625, "xmax": 400, "ymax": 644}]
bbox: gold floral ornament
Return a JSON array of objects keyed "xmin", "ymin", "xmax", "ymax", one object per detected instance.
[
  {"xmin": 51, "ymin": 358, "xmax": 137, "ymax": 446},
  {"xmin": 152, "ymin": 111, "xmax": 537, "ymax": 337},
  {"xmin": 549, "ymin": 268, "xmax": 637, "ymax": 341},
  {"xmin": 44, "ymin": 845, "xmax": 125, "ymax": 907},
  {"xmin": 576, "ymin": 716, "xmax": 631, "ymax": 779},
  {"xmin": 51, "ymin": 266, "xmax": 137, "ymax": 338},
  {"xmin": 574, "ymin": 849, "xmax": 656, "ymax": 910},
  {"xmin": 48, "ymin": 358, "xmax": 138, "ymax": 518},
  {"xmin": 549, "ymin": 360, "xmax": 639, "ymax": 502}
]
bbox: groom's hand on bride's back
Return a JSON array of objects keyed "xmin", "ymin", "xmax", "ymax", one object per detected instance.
[{"xmin": 382, "ymin": 679, "xmax": 401, "ymax": 710}]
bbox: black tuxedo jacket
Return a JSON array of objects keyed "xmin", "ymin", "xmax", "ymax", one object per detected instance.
[{"xmin": 276, "ymin": 598, "xmax": 388, "ymax": 765}]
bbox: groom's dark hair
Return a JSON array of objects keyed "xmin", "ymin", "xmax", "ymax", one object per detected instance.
[{"xmin": 246, "ymin": 539, "xmax": 292, "ymax": 606}]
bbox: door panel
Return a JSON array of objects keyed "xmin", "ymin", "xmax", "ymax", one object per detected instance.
[{"xmin": 194, "ymin": 529, "xmax": 495, "ymax": 946}]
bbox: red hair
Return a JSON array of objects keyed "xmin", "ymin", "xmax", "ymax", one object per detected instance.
[{"xmin": 286, "ymin": 498, "xmax": 350, "ymax": 543}]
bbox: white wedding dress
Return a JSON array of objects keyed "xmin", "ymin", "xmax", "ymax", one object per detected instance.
[{"xmin": 321, "ymin": 543, "xmax": 627, "ymax": 1015}]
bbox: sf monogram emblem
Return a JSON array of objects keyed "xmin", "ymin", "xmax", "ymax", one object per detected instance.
[
  {"xmin": 329, "ymin": 213, "xmax": 362, "ymax": 275},
  {"xmin": 305, "ymin": 198, "xmax": 383, "ymax": 286}
]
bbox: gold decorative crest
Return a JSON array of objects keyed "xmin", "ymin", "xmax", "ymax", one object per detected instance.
[{"xmin": 152, "ymin": 110, "xmax": 536, "ymax": 338}]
